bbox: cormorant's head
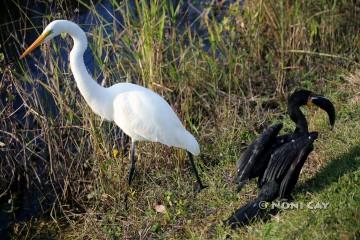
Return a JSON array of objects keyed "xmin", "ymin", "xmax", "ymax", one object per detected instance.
[{"xmin": 288, "ymin": 89, "xmax": 336, "ymax": 128}]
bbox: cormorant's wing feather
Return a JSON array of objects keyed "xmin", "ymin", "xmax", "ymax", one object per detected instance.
[
  {"xmin": 262, "ymin": 138, "xmax": 308, "ymax": 185},
  {"xmin": 276, "ymin": 147, "xmax": 298, "ymax": 179},
  {"xmin": 279, "ymin": 138, "xmax": 314, "ymax": 198},
  {"xmin": 236, "ymin": 123, "xmax": 283, "ymax": 184},
  {"xmin": 261, "ymin": 143, "xmax": 293, "ymax": 183}
]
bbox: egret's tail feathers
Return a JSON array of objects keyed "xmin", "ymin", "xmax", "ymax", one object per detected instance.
[{"xmin": 180, "ymin": 129, "xmax": 200, "ymax": 156}]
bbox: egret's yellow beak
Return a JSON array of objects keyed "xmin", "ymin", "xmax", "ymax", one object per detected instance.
[{"xmin": 20, "ymin": 31, "xmax": 51, "ymax": 59}]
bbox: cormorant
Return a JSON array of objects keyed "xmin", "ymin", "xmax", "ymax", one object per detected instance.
[{"xmin": 225, "ymin": 89, "xmax": 336, "ymax": 228}]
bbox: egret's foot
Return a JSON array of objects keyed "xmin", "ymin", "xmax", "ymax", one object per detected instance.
[{"xmin": 195, "ymin": 183, "xmax": 208, "ymax": 193}]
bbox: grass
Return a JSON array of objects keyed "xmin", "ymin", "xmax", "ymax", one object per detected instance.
[{"xmin": 0, "ymin": 0, "xmax": 359, "ymax": 239}]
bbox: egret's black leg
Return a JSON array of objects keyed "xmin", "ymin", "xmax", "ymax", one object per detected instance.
[
  {"xmin": 125, "ymin": 141, "xmax": 136, "ymax": 209},
  {"xmin": 187, "ymin": 151, "xmax": 207, "ymax": 192},
  {"xmin": 128, "ymin": 141, "xmax": 136, "ymax": 186}
]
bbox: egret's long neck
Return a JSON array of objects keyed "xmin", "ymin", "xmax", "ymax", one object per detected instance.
[{"xmin": 65, "ymin": 22, "xmax": 113, "ymax": 120}]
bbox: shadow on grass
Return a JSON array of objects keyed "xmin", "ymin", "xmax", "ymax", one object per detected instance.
[{"xmin": 299, "ymin": 145, "xmax": 360, "ymax": 193}]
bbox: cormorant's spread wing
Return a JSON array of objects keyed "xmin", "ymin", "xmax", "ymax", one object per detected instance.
[
  {"xmin": 236, "ymin": 123, "xmax": 283, "ymax": 187},
  {"xmin": 261, "ymin": 142, "xmax": 298, "ymax": 185},
  {"xmin": 261, "ymin": 135, "xmax": 316, "ymax": 197},
  {"xmin": 262, "ymin": 136, "xmax": 312, "ymax": 182},
  {"xmin": 279, "ymin": 138, "xmax": 314, "ymax": 198}
]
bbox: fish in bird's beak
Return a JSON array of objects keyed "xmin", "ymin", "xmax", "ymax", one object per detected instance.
[
  {"xmin": 20, "ymin": 30, "xmax": 52, "ymax": 59},
  {"xmin": 308, "ymin": 95, "xmax": 336, "ymax": 128}
]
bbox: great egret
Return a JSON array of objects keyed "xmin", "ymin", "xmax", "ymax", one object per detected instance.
[
  {"xmin": 225, "ymin": 90, "xmax": 335, "ymax": 228},
  {"xmin": 20, "ymin": 20, "xmax": 207, "ymax": 198}
]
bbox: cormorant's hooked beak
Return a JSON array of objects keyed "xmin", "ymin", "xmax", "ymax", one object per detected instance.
[
  {"xmin": 308, "ymin": 95, "xmax": 336, "ymax": 128},
  {"xmin": 20, "ymin": 30, "xmax": 51, "ymax": 59}
]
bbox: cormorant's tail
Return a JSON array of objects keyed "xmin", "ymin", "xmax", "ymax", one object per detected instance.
[
  {"xmin": 224, "ymin": 200, "xmax": 263, "ymax": 229},
  {"xmin": 225, "ymin": 182, "xmax": 279, "ymax": 229}
]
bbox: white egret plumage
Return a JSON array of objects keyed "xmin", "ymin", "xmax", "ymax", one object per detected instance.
[{"xmin": 20, "ymin": 20, "xmax": 206, "ymax": 199}]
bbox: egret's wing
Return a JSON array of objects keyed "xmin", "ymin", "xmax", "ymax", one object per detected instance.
[{"xmin": 113, "ymin": 90, "xmax": 188, "ymax": 147}]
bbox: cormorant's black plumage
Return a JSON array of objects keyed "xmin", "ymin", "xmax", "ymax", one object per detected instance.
[
  {"xmin": 235, "ymin": 123, "xmax": 284, "ymax": 191},
  {"xmin": 225, "ymin": 181, "xmax": 279, "ymax": 228},
  {"xmin": 261, "ymin": 132, "xmax": 318, "ymax": 199},
  {"xmin": 226, "ymin": 89, "xmax": 335, "ymax": 228}
]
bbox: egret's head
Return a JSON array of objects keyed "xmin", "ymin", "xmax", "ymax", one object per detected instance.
[
  {"xmin": 288, "ymin": 89, "xmax": 336, "ymax": 128},
  {"xmin": 20, "ymin": 20, "xmax": 66, "ymax": 59}
]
